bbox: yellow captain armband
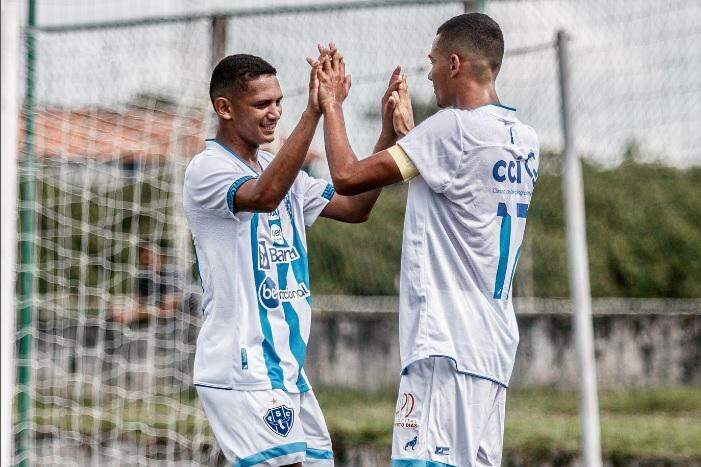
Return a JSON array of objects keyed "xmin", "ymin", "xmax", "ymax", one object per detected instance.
[{"xmin": 387, "ymin": 144, "xmax": 419, "ymax": 182}]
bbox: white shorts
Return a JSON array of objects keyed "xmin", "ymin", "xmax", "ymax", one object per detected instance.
[
  {"xmin": 196, "ymin": 386, "xmax": 334, "ymax": 467},
  {"xmin": 391, "ymin": 357, "xmax": 506, "ymax": 467}
]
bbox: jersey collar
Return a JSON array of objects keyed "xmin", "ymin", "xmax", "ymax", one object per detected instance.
[
  {"xmin": 206, "ymin": 138, "xmax": 262, "ymax": 176},
  {"xmin": 480, "ymin": 103, "xmax": 517, "ymax": 121}
]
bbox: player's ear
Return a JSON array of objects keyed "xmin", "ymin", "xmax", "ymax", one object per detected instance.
[
  {"xmin": 449, "ymin": 54, "xmax": 461, "ymax": 78},
  {"xmin": 213, "ymin": 96, "xmax": 234, "ymax": 120}
]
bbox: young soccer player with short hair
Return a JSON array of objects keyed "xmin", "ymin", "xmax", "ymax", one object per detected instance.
[
  {"xmin": 316, "ymin": 14, "xmax": 540, "ymax": 466},
  {"xmin": 183, "ymin": 50, "xmax": 403, "ymax": 467}
]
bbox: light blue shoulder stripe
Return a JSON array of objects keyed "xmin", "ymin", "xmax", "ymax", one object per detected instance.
[
  {"xmin": 306, "ymin": 448, "xmax": 333, "ymax": 460},
  {"xmin": 227, "ymin": 175, "xmax": 256, "ymax": 214},
  {"xmin": 321, "ymin": 184, "xmax": 335, "ymax": 201},
  {"xmin": 235, "ymin": 442, "xmax": 307, "ymax": 467}
]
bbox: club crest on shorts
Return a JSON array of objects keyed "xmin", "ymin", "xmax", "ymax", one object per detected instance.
[{"xmin": 263, "ymin": 405, "xmax": 294, "ymax": 437}]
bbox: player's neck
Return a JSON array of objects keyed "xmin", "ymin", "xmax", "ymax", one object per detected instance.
[
  {"xmin": 452, "ymin": 80, "xmax": 499, "ymax": 111},
  {"xmin": 215, "ymin": 127, "xmax": 259, "ymax": 162}
]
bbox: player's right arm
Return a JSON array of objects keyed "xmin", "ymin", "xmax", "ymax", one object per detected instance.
[
  {"xmin": 233, "ymin": 109, "xmax": 320, "ymax": 212},
  {"xmin": 234, "ymin": 57, "xmax": 326, "ymax": 213}
]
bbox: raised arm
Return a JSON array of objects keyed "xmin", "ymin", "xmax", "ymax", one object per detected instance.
[
  {"xmin": 235, "ymin": 57, "xmax": 323, "ymax": 212},
  {"xmin": 318, "ymin": 54, "xmax": 415, "ymax": 196},
  {"xmin": 321, "ymin": 59, "xmax": 405, "ymax": 222}
]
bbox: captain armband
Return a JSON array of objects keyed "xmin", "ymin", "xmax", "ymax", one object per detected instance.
[{"xmin": 387, "ymin": 145, "xmax": 419, "ymax": 182}]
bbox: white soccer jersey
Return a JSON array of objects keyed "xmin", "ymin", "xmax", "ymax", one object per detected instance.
[
  {"xmin": 396, "ymin": 104, "xmax": 539, "ymax": 387},
  {"xmin": 182, "ymin": 139, "xmax": 334, "ymax": 393}
]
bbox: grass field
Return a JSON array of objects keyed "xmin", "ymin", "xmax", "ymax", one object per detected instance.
[
  {"xmin": 30, "ymin": 386, "xmax": 700, "ymax": 464},
  {"xmin": 316, "ymin": 386, "xmax": 701, "ymax": 463}
]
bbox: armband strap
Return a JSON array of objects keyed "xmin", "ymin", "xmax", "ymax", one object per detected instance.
[{"xmin": 387, "ymin": 144, "xmax": 419, "ymax": 182}]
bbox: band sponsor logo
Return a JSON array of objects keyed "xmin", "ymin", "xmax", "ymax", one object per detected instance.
[{"xmin": 258, "ymin": 241, "xmax": 300, "ymax": 270}]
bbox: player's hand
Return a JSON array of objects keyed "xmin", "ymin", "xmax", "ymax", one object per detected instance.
[
  {"xmin": 389, "ymin": 77, "xmax": 415, "ymax": 137},
  {"xmin": 380, "ymin": 66, "xmax": 403, "ymax": 134},
  {"xmin": 305, "ymin": 56, "xmax": 322, "ymax": 115},
  {"xmin": 305, "ymin": 43, "xmax": 336, "ymax": 115},
  {"xmin": 317, "ymin": 42, "xmax": 351, "ymax": 110}
]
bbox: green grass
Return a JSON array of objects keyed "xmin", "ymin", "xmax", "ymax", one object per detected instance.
[
  {"xmin": 28, "ymin": 386, "xmax": 701, "ymax": 462},
  {"xmin": 316, "ymin": 386, "xmax": 701, "ymax": 462}
]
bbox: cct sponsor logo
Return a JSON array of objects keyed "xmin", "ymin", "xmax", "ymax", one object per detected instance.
[
  {"xmin": 258, "ymin": 277, "xmax": 311, "ymax": 310},
  {"xmin": 492, "ymin": 152, "xmax": 538, "ymax": 184}
]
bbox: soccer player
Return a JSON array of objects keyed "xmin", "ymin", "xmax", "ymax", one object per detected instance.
[
  {"xmin": 182, "ymin": 51, "xmax": 402, "ymax": 467},
  {"xmin": 316, "ymin": 14, "xmax": 540, "ymax": 466}
]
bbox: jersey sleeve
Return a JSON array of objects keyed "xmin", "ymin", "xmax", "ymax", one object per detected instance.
[
  {"xmin": 184, "ymin": 156, "xmax": 255, "ymax": 220},
  {"xmin": 397, "ymin": 109, "xmax": 464, "ymax": 193},
  {"xmin": 295, "ymin": 170, "xmax": 335, "ymax": 227}
]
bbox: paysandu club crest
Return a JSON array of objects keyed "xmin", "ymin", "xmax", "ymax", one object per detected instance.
[{"xmin": 263, "ymin": 405, "xmax": 295, "ymax": 437}]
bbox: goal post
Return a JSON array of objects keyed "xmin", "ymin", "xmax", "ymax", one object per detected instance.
[
  {"xmin": 556, "ymin": 29, "xmax": 603, "ymax": 467},
  {"xmin": 1, "ymin": 4, "xmax": 21, "ymax": 466}
]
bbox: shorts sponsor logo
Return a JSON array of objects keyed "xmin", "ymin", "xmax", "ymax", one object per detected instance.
[
  {"xmin": 435, "ymin": 446, "xmax": 450, "ymax": 455},
  {"xmin": 404, "ymin": 435, "xmax": 418, "ymax": 451},
  {"xmin": 263, "ymin": 405, "xmax": 294, "ymax": 437},
  {"xmin": 394, "ymin": 392, "xmax": 419, "ymax": 429},
  {"xmin": 258, "ymin": 277, "xmax": 311, "ymax": 310},
  {"xmin": 394, "ymin": 418, "xmax": 419, "ymax": 429},
  {"xmin": 270, "ymin": 224, "xmax": 285, "ymax": 245},
  {"xmin": 395, "ymin": 392, "xmax": 415, "ymax": 418}
]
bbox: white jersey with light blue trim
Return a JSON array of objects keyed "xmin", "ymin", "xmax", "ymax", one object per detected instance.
[
  {"xmin": 396, "ymin": 104, "xmax": 539, "ymax": 387},
  {"xmin": 182, "ymin": 140, "xmax": 334, "ymax": 393}
]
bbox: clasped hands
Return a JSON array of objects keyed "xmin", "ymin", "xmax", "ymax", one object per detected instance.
[{"xmin": 306, "ymin": 43, "xmax": 414, "ymax": 137}]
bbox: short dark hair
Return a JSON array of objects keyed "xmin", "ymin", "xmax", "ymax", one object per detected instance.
[
  {"xmin": 209, "ymin": 54, "xmax": 277, "ymax": 104},
  {"xmin": 436, "ymin": 13, "xmax": 504, "ymax": 77}
]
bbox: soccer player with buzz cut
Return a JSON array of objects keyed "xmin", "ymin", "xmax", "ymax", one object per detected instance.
[
  {"xmin": 316, "ymin": 13, "xmax": 540, "ymax": 466},
  {"xmin": 183, "ymin": 49, "xmax": 404, "ymax": 467}
]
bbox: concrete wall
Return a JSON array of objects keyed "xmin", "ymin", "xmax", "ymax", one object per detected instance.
[{"xmin": 306, "ymin": 297, "xmax": 700, "ymax": 390}]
